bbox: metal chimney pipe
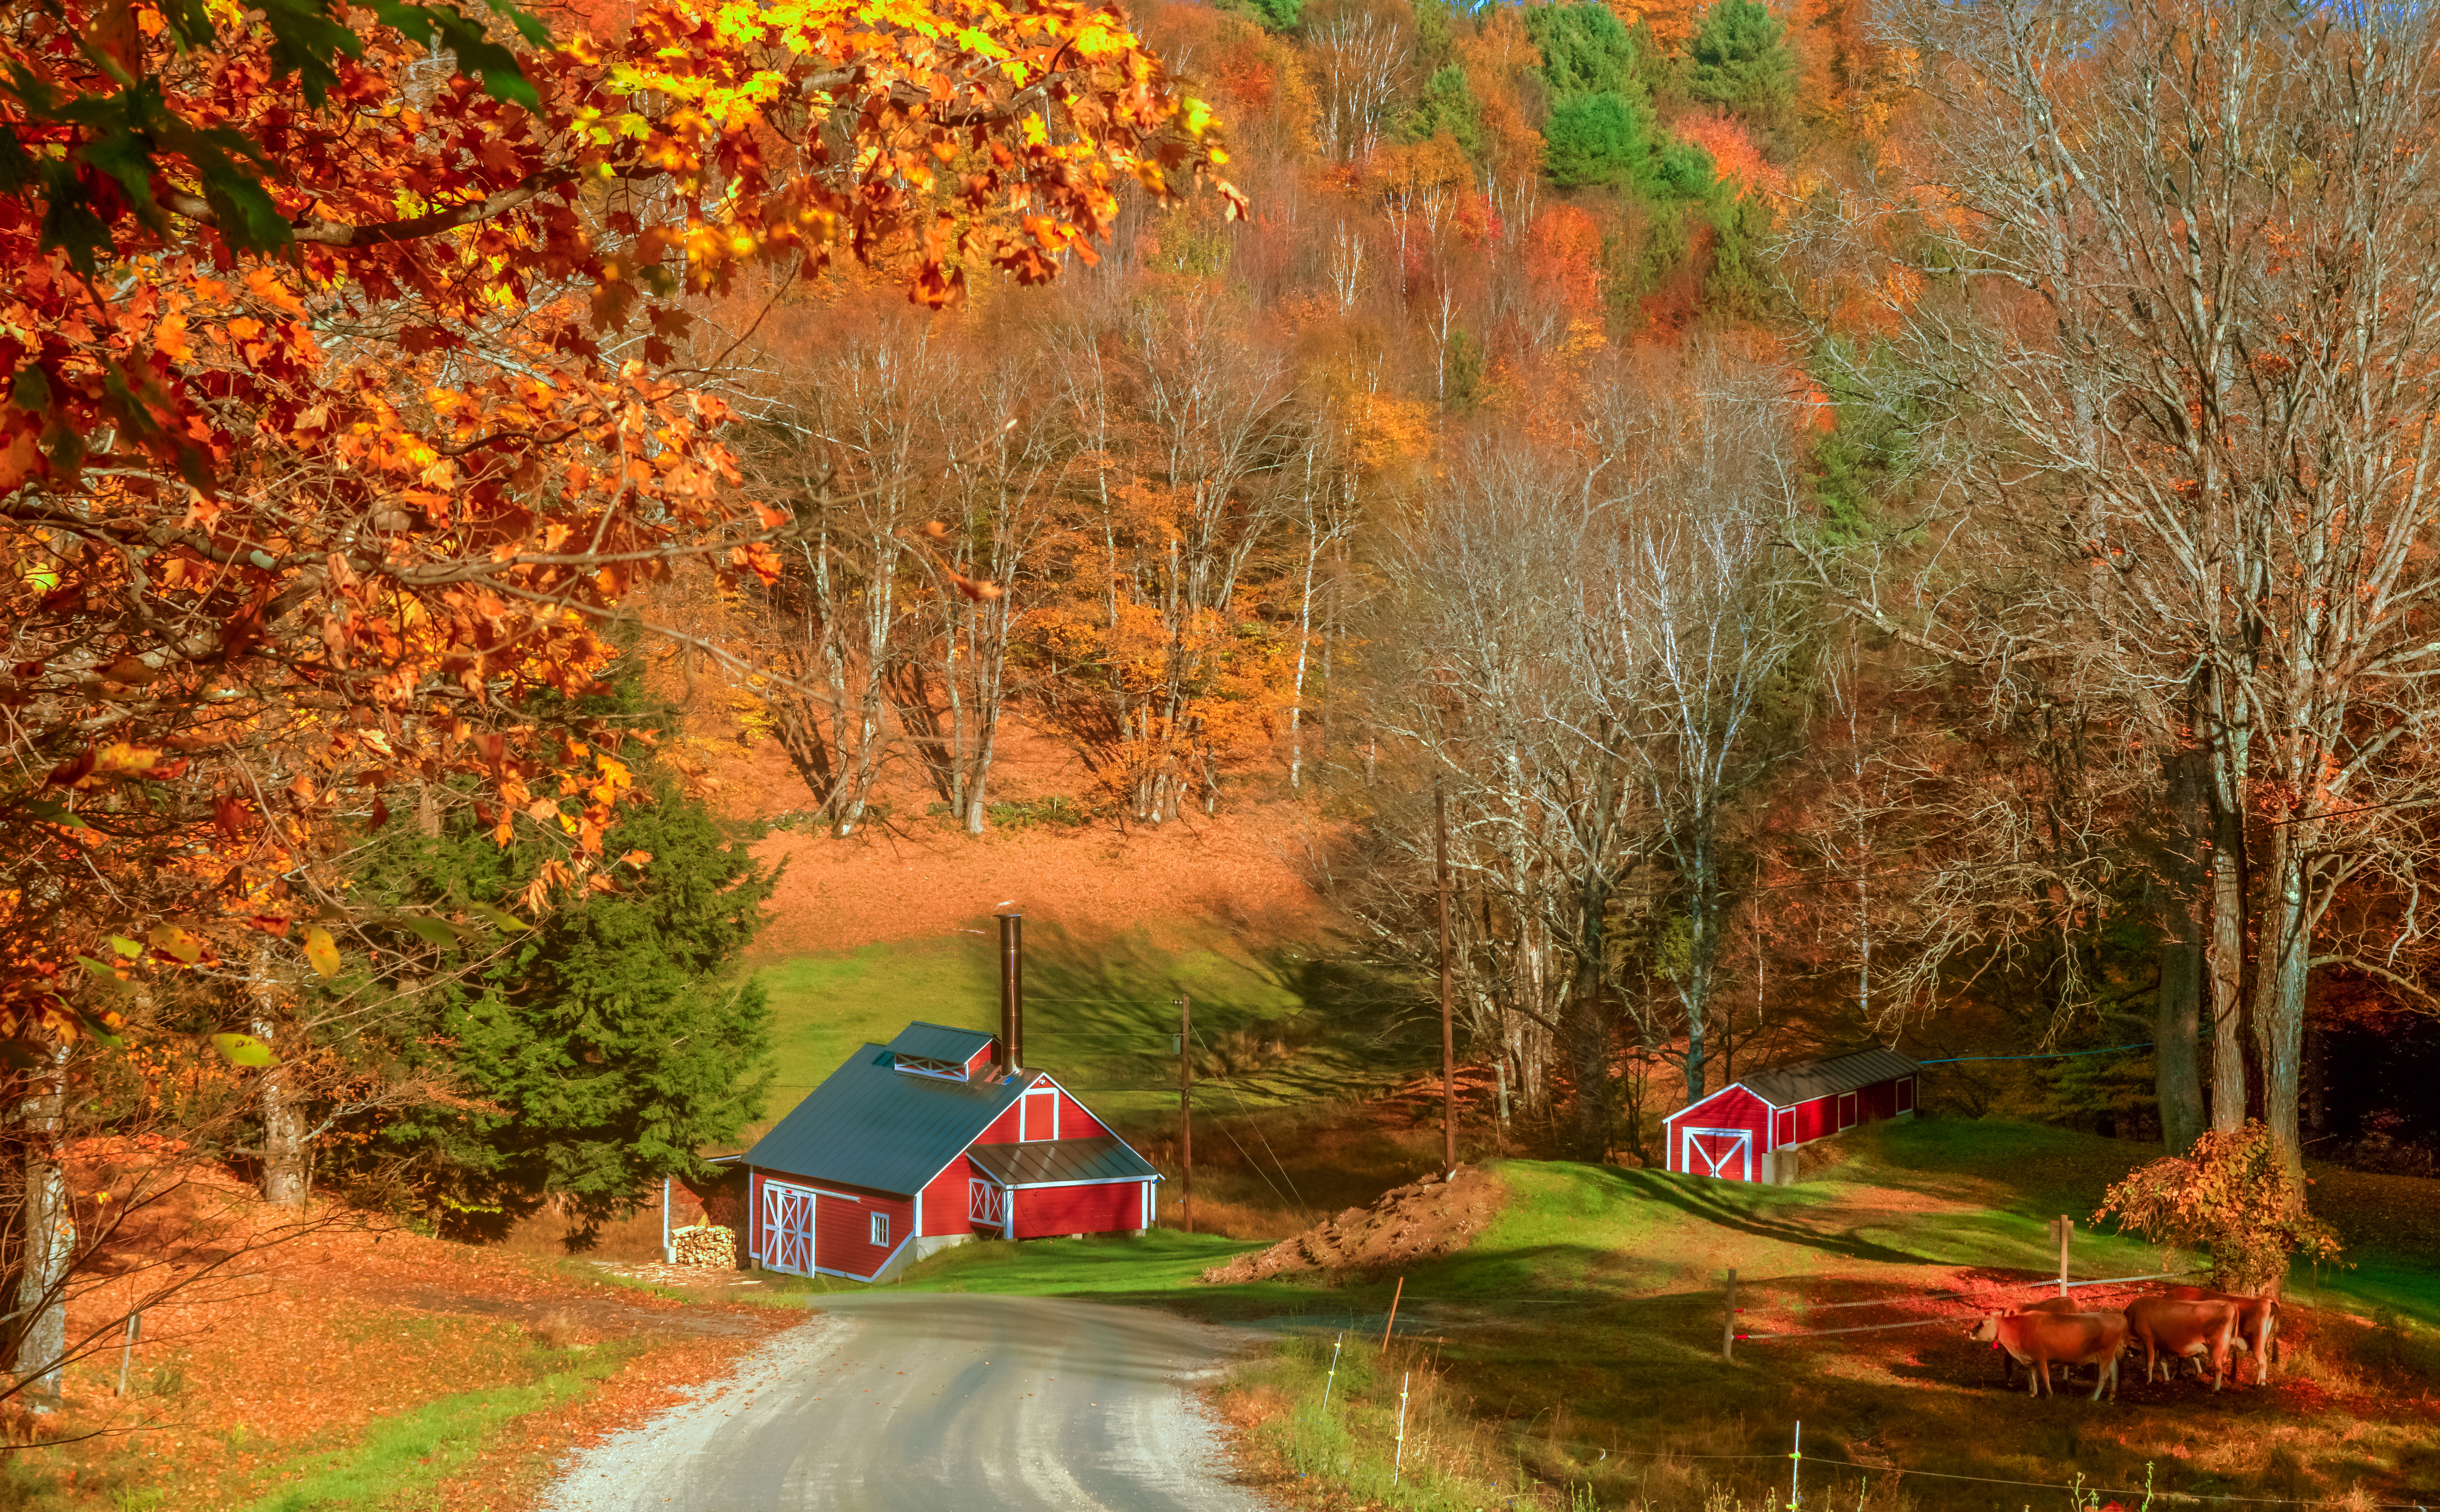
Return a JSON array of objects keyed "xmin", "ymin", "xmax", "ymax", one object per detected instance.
[{"xmin": 998, "ymin": 912, "xmax": 1023, "ymax": 1075}]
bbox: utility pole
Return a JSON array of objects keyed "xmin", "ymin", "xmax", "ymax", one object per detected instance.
[
  {"xmin": 1437, "ymin": 775, "xmax": 1456, "ymax": 1179},
  {"xmin": 1178, "ymin": 992, "xmax": 1194, "ymax": 1235}
]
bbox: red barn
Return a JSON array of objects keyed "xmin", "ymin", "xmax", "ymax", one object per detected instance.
[
  {"xmin": 1661, "ymin": 1048, "xmax": 1920, "ymax": 1184},
  {"xmin": 742, "ymin": 1020, "xmax": 1162, "ymax": 1282}
]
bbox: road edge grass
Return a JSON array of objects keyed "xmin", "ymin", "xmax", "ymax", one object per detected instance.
[{"xmin": 236, "ymin": 1340, "xmax": 639, "ymax": 1512}]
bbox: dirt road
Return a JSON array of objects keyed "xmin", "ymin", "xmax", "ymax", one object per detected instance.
[{"xmin": 535, "ymin": 1293, "xmax": 1273, "ymax": 1512}]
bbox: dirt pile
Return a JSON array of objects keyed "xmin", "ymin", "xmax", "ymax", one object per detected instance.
[{"xmin": 1200, "ymin": 1164, "xmax": 1505, "ymax": 1284}]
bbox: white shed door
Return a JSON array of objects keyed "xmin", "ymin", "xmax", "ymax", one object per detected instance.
[{"xmin": 761, "ymin": 1181, "xmax": 817, "ymax": 1276}]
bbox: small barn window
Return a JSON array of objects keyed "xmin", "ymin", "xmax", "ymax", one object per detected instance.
[
  {"xmin": 1837, "ymin": 1092, "xmax": 1856, "ymax": 1129},
  {"xmin": 1775, "ymin": 1109, "xmax": 1795, "ymax": 1148},
  {"xmin": 1895, "ymin": 1077, "xmax": 1914, "ymax": 1113},
  {"xmin": 869, "ymin": 1212, "xmax": 889, "ymax": 1248}
]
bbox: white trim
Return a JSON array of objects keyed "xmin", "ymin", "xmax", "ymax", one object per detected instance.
[
  {"xmin": 1663, "ymin": 1082, "xmax": 1779, "ymax": 1125},
  {"xmin": 1681, "ymin": 1126, "xmax": 1754, "ymax": 1182},
  {"xmin": 913, "ymin": 1189, "xmax": 924, "ymax": 1238},
  {"xmin": 815, "ymin": 1227, "xmax": 915, "ymax": 1283},
  {"xmin": 760, "ymin": 1179, "xmax": 821, "ymax": 1276},
  {"xmin": 996, "ymin": 1174, "xmax": 1160, "ymax": 1191},
  {"xmin": 1021, "ymin": 1087, "xmax": 1058, "ymax": 1142}
]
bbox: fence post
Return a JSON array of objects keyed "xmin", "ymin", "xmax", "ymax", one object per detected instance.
[
  {"xmin": 1722, "ymin": 1267, "xmax": 1738, "ymax": 1361},
  {"xmin": 115, "ymin": 1311, "xmax": 140, "ymax": 1397},
  {"xmin": 1789, "ymin": 1419, "xmax": 1802, "ymax": 1511},
  {"xmin": 1393, "ymin": 1370, "xmax": 1411, "ymax": 1486},
  {"xmin": 1381, "ymin": 1275, "xmax": 1405, "ymax": 1352},
  {"xmin": 2057, "ymin": 1215, "xmax": 2073, "ymax": 1296},
  {"xmin": 1320, "ymin": 1331, "xmax": 1343, "ymax": 1415}
]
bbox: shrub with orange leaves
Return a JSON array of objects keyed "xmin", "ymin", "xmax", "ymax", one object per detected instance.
[{"xmin": 2095, "ymin": 1121, "xmax": 2344, "ymax": 1292}]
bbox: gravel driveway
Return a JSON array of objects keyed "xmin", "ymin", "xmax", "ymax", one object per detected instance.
[{"xmin": 534, "ymin": 1292, "xmax": 1276, "ymax": 1512}]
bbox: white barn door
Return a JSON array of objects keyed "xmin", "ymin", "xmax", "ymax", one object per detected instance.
[
  {"xmin": 968, "ymin": 1177, "xmax": 1007, "ymax": 1231},
  {"xmin": 761, "ymin": 1181, "xmax": 817, "ymax": 1275},
  {"xmin": 1682, "ymin": 1127, "xmax": 1753, "ymax": 1182}
]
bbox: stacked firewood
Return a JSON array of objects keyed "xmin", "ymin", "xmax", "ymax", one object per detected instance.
[{"xmin": 670, "ymin": 1224, "xmax": 737, "ymax": 1269}]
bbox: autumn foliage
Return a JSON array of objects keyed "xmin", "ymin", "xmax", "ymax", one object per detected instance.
[
  {"xmin": 0, "ymin": 0, "xmax": 1234, "ymax": 1051},
  {"xmin": 2095, "ymin": 1123, "xmax": 2344, "ymax": 1293}
]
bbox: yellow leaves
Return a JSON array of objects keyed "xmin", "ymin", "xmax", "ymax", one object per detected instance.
[
  {"xmin": 145, "ymin": 923, "xmax": 205, "ymax": 963},
  {"xmin": 302, "ymin": 925, "xmax": 340, "ymax": 978},
  {"xmin": 210, "ymin": 1032, "xmax": 280, "ymax": 1067},
  {"xmin": 618, "ymin": 849, "xmax": 653, "ymax": 868}
]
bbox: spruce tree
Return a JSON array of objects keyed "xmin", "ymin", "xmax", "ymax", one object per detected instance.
[
  {"xmin": 364, "ymin": 665, "xmax": 776, "ymax": 1239},
  {"xmin": 1404, "ymin": 66, "xmax": 1488, "ymax": 157},
  {"xmin": 1685, "ymin": 0, "xmax": 1797, "ymax": 123}
]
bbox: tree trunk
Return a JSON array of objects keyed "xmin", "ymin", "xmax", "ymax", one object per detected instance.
[
  {"xmin": 2250, "ymin": 828, "xmax": 2309, "ymax": 1180},
  {"xmin": 2207, "ymin": 844, "xmax": 2248, "ymax": 1131},
  {"xmin": 1567, "ymin": 901, "xmax": 1610, "ymax": 1160},
  {"xmin": 2155, "ymin": 926, "xmax": 2206, "ymax": 1154},
  {"xmin": 2155, "ymin": 741, "xmax": 2209, "ymax": 1153},
  {"xmin": 12, "ymin": 1042, "xmax": 73, "ymax": 1410},
  {"xmin": 253, "ymin": 945, "xmax": 309, "ymax": 1209}
]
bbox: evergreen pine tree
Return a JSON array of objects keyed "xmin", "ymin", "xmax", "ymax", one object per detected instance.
[
  {"xmin": 1523, "ymin": 2, "xmax": 1640, "ymax": 98},
  {"xmin": 1685, "ymin": 0, "xmax": 1797, "ymax": 122},
  {"xmin": 363, "ymin": 664, "xmax": 777, "ymax": 1239},
  {"xmin": 1404, "ymin": 66, "xmax": 1489, "ymax": 157}
]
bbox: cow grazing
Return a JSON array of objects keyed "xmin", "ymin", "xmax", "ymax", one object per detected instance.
[
  {"xmin": 2125, "ymin": 1296, "xmax": 2242, "ymax": 1391},
  {"xmin": 2163, "ymin": 1283, "xmax": 2279, "ymax": 1384},
  {"xmin": 1996, "ymin": 1295, "xmax": 2092, "ymax": 1391},
  {"xmin": 1968, "ymin": 1309, "xmax": 2127, "ymax": 1401}
]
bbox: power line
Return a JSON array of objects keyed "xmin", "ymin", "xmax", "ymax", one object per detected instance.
[{"xmin": 1917, "ymin": 1041, "xmax": 2152, "ymax": 1064}]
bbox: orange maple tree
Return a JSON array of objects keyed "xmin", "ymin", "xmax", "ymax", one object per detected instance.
[{"xmin": 0, "ymin": 0, "xmax": 1237, "ymax": 1051}]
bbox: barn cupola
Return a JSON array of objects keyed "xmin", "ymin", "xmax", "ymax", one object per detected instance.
[{"xmin": 887, "ymin": 1022, "xmax": 1000, "ymax": 1082}]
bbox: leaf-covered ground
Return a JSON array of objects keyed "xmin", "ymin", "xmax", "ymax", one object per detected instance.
[{"xmin": 8, "ymin": 1153, "xmax": 791, "ymax": 1512}]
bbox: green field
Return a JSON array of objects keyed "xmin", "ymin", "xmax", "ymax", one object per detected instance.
[
  {"xmin": 746, "ymin": 920, "xmax": 1419, "ymax": 1132},
  {"xmin": 1203, "ymin": 1122, "xmax": 2440, "ymax": 1512}
]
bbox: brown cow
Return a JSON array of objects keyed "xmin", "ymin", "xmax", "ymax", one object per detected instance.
[
  {"xmin": 2125, "ymin": 1296, "xmax": 2241, "ymax": 1391},
  {"xmin": 2163, "ymin": 1283, "xmax": 2279, "ymax": 1384},
  {"xmin": 1968, "ymin": 1309, "xmax": 2127, "ymax": 1400},
  {"xmin": 1996, "ymin": 1295, "xmax": 2092, "ymax": 1390}
]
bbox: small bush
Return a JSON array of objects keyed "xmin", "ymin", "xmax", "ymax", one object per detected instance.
[
  {"xmin": 985, "ymin": 796, "xmax": 1092, "ymax": 831},
  {"xmin": 2093, "ymin": 1120, "xmax": 2341, "ymax": 1290}
]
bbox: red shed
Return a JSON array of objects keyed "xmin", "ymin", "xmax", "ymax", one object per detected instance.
[
  {"xmin": 1661, "ymin": 1048, "xmax": 1920, "ymax": 1183},
  {"xmin": 741, "ymin": 1020, "xmax": 1161, "ymax": 1282}
]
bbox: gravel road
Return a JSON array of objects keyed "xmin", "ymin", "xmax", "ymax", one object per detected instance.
[{"xmin": 535, "ymin": 1293, "xmax": 1276, "ymax": 1512}]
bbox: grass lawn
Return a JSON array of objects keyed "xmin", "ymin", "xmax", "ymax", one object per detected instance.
[
  {"xmin": 1211, "ymin": 1121, "xmax": 2440, "ymax": 1512},
  {"xmin": 746, "ymin": 920, "xmax": 1421, "ymax": 1134},
  {"xmin": 239, "ymin": 1343, "xmax": 634, "ymax": 1512},
  {"xmin": 744, "ymin": 1229, "xmax": 1320, "ymax": 1317}
]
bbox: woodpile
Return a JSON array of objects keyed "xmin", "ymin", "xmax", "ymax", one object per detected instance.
[{"xmin": 669, "ymin": 1224, "xmax": 737, "ymax": 1269}]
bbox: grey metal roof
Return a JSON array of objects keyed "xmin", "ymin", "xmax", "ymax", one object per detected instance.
[
  {"xmin": 1738, "ymin": 1048, "xmax": 1920, "ymax": 1108},
  {"xmin": 746, "ymin": 1045, "xmax": 1037, "ymax": 1194},
  {"xmin": 965, "ymin": 1137, "xmax": 1162, "ymax": 1188},
  {"xmin": 889, "ymin": 1022, "xmax": 999, "ymax": 1065}
]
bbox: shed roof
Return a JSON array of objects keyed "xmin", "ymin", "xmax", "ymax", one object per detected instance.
[
  {"xmin": 965, "ymin": 1136, "xmax": 1161, "ymax": 1188},
  {"xmin": 889, "ymin": 1021, "xmax": 999, "ymax": 1065},
  {"xmin": 746, "ymin": 1045, "xmax": 1037, "ymax": 1194},
  {"xmin": 1737, "ymin": 1048, "xmax": 1920, "ymax": 1109}
]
